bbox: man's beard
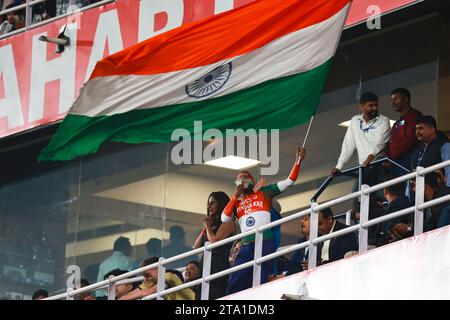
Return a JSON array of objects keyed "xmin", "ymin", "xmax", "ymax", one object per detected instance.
[{"xmin": 369, "ymin": 111, "xmax": 379, "ymax": 118}]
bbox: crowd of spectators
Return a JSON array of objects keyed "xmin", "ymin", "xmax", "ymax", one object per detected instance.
[
  {"xmin": 0, "ymin": 0, "xmax": 101, "ymax": 36},
  {"xmin": 31, "ymin": 87, "xmax": 449, "ymax": 301}
]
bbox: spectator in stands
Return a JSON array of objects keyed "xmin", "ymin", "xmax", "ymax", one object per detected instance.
[
  {"xmin": 97, "ymin": 236, "xmax": 134, "ymax": 290},
  {"xmin": 436, "ymin": 168, "xmax": 447, "ymax": 189},
  {"xmin": 411, "ymin": 116, "xmax": 450, "ymax": 187},
  {"xmin": 77, "ymin": 278, "xmax": 93, "ymax": 300},
  {"xmin": 413, "ymin": 172, "xmax": 450, "ymax": 232},
  {"xmin": 32, "ymin": 0, "xmax": 56, "ymax": 23},
  {"xmin": 1, "ymin": 0, "xmax": 15, "ymax": 11},
  {"xmin": 246, "ymin": 179, "xmax": 285, "ymax": 275},
  {"xmin": 318, "ymin": 208, "xmax": 358, "ymax": 264},
  {"xmin": 352, "ymin": 197, "xmax": 384, "ymax": 246},
  {"xmin": 0, "ymin": 4, "xmax": 19, "ymax": 35},
  {"xmin": 119, "ymin": 257, "xmax": 195, "ymax": 300},
  {"xmin": 331, "ymin": 92, "xmax": 390, "ymax": 187},
  {"xmin": 269, "ymin": 199, "xmax": 283, "ymax": 276},
  {"xmin": 103, "ymin": 269, "xmax": 138, "ymax": 300},
  {"xmin": 83, "ymin": 263, "xmax": 99, "ymax": 285},
  {"xmin": 56, "ymin": 0, "xmax": 91, "ymax": 16},
  {"xmin": 184, "ymin": 260, "xmax": 200, "ymax": 282},
  {"xmin": 32, "ymin": 289, "xmax": 48, "ymax": 300},
  {"xmin": 382, "ymin": 177, "xmax": 413, "ymax": 244},
  {"xmin": 184, "ymin": 260, "xmax": 201, "ymax": 299},
  {"xmin": 286, "ymin": 214, "xmax": 312, "ymax": 275},
  {"xmin": 228, "ymin": 239, "xmax": 242, "ymax": 266},
  {"xmin": 193, "ymin": 191, "xmax": 235, "ymax": 300},
  {"xmin": 162, "ymin": 225, "xmax": 194, "ymax": 269},
  {"xmin": 221, "ymin": 146, "xmax": 305, "ymax": 295},
  {"xmin": 133, "ymin": 237, "xmax": 161, "ymax": 270},
  {"xmin": 386, "ymin": 88, "xmax": 422, "ymax": 175}
]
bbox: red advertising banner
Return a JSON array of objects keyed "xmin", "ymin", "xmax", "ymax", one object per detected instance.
[{"xmin": 0, "ymin": 0, "xmax": 422, "ymax": 139}]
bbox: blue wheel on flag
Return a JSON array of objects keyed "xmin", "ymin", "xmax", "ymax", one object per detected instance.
[{"xmin": 185, "ymin": 62, "xmax": 232, "ymax": 98}]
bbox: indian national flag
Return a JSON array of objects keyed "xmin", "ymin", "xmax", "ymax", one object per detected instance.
[{"xmin": 39, "ymin": 0, "xmax": 351, "ymax": 162}]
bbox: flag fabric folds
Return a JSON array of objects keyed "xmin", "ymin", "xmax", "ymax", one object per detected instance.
[{"xmin": 39, "ymin": 0, "xmax": 350, "ymax": 162}]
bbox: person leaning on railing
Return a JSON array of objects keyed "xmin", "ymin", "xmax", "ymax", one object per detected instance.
[
  {"xmin": 193, "ymin": 191, "xmax": 235, "ymax": 300},
  {"xmin": 331, "ymin": 92, "xmax": 391, "ymax": 187},
  {"xmin": 119, "ymin": 257, "xmax": 195, "ymax": 300},
  {"xmin": 221, "ymin": 146, "xmax": 305, "ymax": 295}
]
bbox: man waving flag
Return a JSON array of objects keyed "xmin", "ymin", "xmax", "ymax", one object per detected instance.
[{"xmin": 39, "ymin": 0, "xmax": 351, "ymax": 162}]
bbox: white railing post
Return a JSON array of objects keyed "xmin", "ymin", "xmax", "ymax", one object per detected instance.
[
  {"xmin": 358, "ymin": 167, "xmax": 363, "ymax": 191},
  {"xmin": 359, "ymin": 185, "xmax": 370, "ymax": 253},
  {"xmin": 252, "ymin": 230, "xmax": 263, "ymax": 287},
  {"xmin": 414, "ymin": 167, "xmax": 425, "ymax": 235},
  {"xmin": 345, "ymin": 210, "xmax": 352, "ymax": 226},
  {"xmin": 156, "ymin": 257, "xmax": 166, "ymax": 300},
  {"xmin": 107, "ymin": 275, "xmax": 116, "ymax": 300},
  {"xmin": 25, "ymin": 0, "xmax": 32, "ymax": 28},
  {"xmin": 201, "ymin": 241, "xmax": 212, "ymax": 300},
  {"xmin": 66, "ymin": 287, "xmax": 74, "ymax": 300},
  {"xmin": 308, "ymin": 202, "xmax": 319, "ymax": 269}
]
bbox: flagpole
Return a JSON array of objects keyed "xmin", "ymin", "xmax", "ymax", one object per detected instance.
[
  {"xmin": 297, "ymin": 116, "xmax": 314, "ymax": 164},
  {"xmin": 302, "ymin": 116, "xmax": 314, "ymax": 148}
]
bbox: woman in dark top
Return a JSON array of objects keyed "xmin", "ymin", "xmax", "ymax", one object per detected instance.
[{"xmin": 193, "ymin": 191, "xmax": 235, "ymax": 300}]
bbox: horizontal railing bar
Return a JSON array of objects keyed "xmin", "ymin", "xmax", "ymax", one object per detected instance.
[
  {"xmin": 0, "ymin": 0, "xmax": 114, "ymax": 40},
  {"xmin": 417, "ymin": 160, "xmax": 450, "ymax": 175},
  {"xmin": 315, "ymin": 190, "xmax": 361, "ymax": 211},
  {"xmin": 159, "ymin": 247, "xmax": 204, "ymax": 265},
  {"xmin": 0, "ymin": 3, "xmax": 28, "ymax": 15},
  {"xmin": 311, "ymin": 225, "xmax": 360, "ymax": 245},
  {"xmin": 116, "ymin": 276, "xmax": 144, "ymax": 286},
  {"xmin": 257, "ymin": 208, "xmax": 311, "ymax": 231},
  {"xmin": 206, "ymin": 229, "xmax": 258, "ymax": 250},
  {"xmin": 363, "ymin": 172, "xmax": 416, "ymax": 194},
  {"xmin": 44, "ymin": 292, "xmax": 67, "ymax": 300},
  {"xmin": 109, "ymin": 262, "xmax": 159, "ymax": 283},
  {"xmin": 362, "ymin": 207, "xmax": 415, "ymax": 228},
  {"xmin": 257, "ymin": 241, "xmax": 310, "ymax": 264},
  {"xmin": 205, "ymin": 260, "xmax": 255, "ymax": 282},
  {"xmin": 418, "ymin": 194, "xmax": 450, "ymax": 210}
]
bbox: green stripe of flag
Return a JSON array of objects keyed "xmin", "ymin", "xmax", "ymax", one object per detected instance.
[{"xmin": 38, "ymin": 59, "xmax": 332, "ymax": 162}]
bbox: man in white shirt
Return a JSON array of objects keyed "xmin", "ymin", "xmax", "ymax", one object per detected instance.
[{"xmin": 331, "ymin": 92, "xmax": 390, "ymax": 187}]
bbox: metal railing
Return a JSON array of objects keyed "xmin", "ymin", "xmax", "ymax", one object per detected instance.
[
  {"xmin": 0, "ymin": 0, "xmax": 114, "ymax": 40},
  {"xmin": 44, "ymin": 159, "xmax": 450, "ymax": 300},
  {"xmin": 311, "ymin": 157, "xmax": 410, "ymax": 203}
]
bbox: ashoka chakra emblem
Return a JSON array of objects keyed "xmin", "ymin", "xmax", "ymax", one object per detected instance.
[{"xmin": 185, "ymin": 62, "xmax": 232, "ymax": 98}]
